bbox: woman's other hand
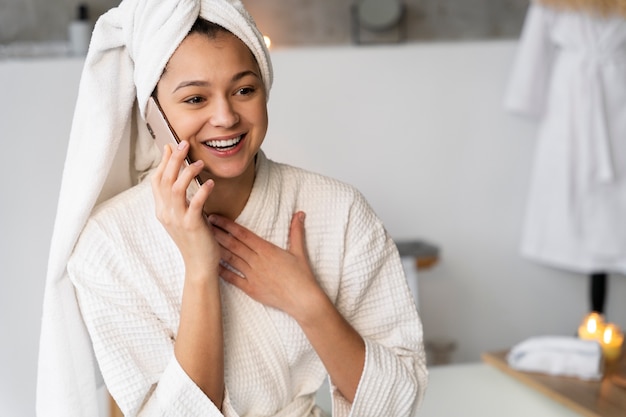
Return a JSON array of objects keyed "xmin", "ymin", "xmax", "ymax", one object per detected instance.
[{"xmin": 209, "ymin": 211, "xmax": 323, "ymax": 320}]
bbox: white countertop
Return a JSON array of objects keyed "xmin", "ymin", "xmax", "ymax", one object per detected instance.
[
  {"xmin": 415, "ymin": 363, "xmax": 580, "ymax": 416},
  {"xmin": 315, "ymin": 362, "xmax": 580, "ymax": 416}
]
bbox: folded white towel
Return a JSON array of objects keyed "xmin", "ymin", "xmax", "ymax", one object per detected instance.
[
  {"xmin": 36, "ymin": 1, "xmax": 272, "ymax": 416},
  {"xmin": 507, "ymin": 336, "xmax": 603, "ymax": 380}
]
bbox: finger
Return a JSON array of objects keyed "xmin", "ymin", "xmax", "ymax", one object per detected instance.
[
  {"xmin": 219, "ymin": 263, "xmax": 249, "ymax": 289},
  {"xmin": 166, "ymin": 142, "xmax": 207, "ymax": 215},
  {"xmin": 151, "ymin": 144, "xmax": 172, "ymax": 188},
  {"xmin": 171, "ymin": 158, "xmax": 204, "ymax": 202},
  {"xmin": 209, "ymin": 214, "xmax": 263, "ymax": 253},
  {"xmin": 162, "ymin": 141, "xmax": 190, "ymax": 185},
  {"xmin": 188, "ymin": 178, "xmax": 214, "ymax": 215},
  {"xmin": 288, "ymin": 211, "xmax": 309, "ymax": 259},
  {"xmin": 150, "ymin": 145, "xmax": 174, "ymax": 218},
  {"xmin": 219, "ymin": 259, "xmax": 246, "ymax": 279},
  {"xmin": 212, "ymin": 226, "xmax": 254, "ymax": 274}
]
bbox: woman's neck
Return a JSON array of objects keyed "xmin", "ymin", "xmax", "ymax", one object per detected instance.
[{"xmin": 200, "ymin": 160, "xmax": 256, "ymax": 221}]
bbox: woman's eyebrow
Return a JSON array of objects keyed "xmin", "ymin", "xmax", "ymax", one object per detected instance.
[
  {"xmin": 172, "ymin": 70, "xmax": 260, "ymax": 94},
  {"xmin": 232, "ymin": 70, "xmax": 260, "ymax": 82},
  {"xmin": 172, "ymin": 80, "xmax": 209, "ymax": 93}
]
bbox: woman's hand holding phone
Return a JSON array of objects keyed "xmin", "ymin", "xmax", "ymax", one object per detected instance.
[
  {"xmin": 146, "ymin": 96, "xmax": 218, "ymax": 277},
  {"xmin": 151, "ymin": 141, "xmax": 220, "ymax": 280}
]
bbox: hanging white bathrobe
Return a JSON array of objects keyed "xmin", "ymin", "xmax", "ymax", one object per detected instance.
[{"xmin": 505, "ymin": 1, "xmax": 626, "ymax": 274}]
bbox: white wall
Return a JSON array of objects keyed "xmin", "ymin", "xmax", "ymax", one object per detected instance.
[
  {"xmin": 262, "ymin": 41, "xmax": 626, "ymax": 361},
  {"xmin": 0, "ymin": 58, "xmax": 80, "ymax": 415},
  {"xmin": 1, "ymin": 40, "xmax": 624, "ymax": 415}
]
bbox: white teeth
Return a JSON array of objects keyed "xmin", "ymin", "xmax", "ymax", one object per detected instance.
[{"xmin": 205, "ymin": 135, "xmax": 242, "ymax": 149}]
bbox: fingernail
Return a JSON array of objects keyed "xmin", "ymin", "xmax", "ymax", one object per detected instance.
[
  {"xmin": 299, "ymin": 212, "xmax": 306, "ymax": 222},
  {"xmin": 177, "ymin": 141, "xmax": 187, "ymax": 150}
]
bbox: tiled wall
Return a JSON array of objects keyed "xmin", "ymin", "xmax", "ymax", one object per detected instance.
[{"xmin": 0, "ymin": 0, "xmax": 529, "ymax": 46}]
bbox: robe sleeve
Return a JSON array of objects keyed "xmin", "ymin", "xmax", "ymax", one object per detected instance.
[
  {"xmin": 330, "ymin": 192, "xmax": 428, "ymax": 417},
  {"xmin": 504, "ymin": 2, "xmax": 556, "ymax": 118},
  {"xmin": 67, "ymin": 218, "xmax": 238, "ymax": 417}
]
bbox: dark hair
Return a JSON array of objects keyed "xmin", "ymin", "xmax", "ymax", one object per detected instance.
[{"xmin": 189, "ymin": 18, "xmax": 230, "ymax": 38}]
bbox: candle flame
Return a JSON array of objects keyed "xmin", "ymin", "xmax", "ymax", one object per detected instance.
[
  {"xmin": 603, "ymin": 326, "xmax": 614, "ymax": 344},
  {"xmin": 587, "ymin": 317, "xmax": 597, "ymax": 333},
  {"xmin": 263, "ymin": 35, "xmax": 272, "ymax": 49}
]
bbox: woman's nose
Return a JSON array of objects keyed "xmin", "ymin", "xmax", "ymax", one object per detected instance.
[{"xmin": 209, "ymin": 97, "xmax": 239, "ymax": 128}]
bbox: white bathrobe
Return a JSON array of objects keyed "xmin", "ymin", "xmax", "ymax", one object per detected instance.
[
  {"xmin": 67, "ymin": 151, "xmax": 427, "ymax": 417},
  {"xmin": 505, "ymin": 2, "xmax": 626, "ymax": 274}
]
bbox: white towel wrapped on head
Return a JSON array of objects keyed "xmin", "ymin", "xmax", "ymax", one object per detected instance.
[
  {"xmin": 507, "ymin": 336, "xmax": 603, "ymax": 380},
  {"xmin": 36, "ymin": 1, "xmax": 272, "ymax": 416}
]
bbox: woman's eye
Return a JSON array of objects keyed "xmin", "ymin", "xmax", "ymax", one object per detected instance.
[
  {"xmin": 184, "ymin": 96, "xmax": 205, "ymax": 104},
  {"xmin": 236, "ymin": 87, "xmax": 255, "ymax": 96}
]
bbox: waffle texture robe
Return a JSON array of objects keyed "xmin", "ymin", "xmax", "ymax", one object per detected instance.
[
  {"xmin": 67, "ymin": 151, "xmax": 427, "ymax": 417},
  {"xmin": 505, "ymin": 2, "xmax": 626, "ymax": 273}
]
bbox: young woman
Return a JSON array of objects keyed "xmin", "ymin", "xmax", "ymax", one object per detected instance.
[{"xmin": 37, "ymin": 1, "xmax": 427, "ymax": 416}]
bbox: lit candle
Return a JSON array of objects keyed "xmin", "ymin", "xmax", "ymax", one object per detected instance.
[
  {"xmin": 578, "ymin": 312, "xmax": 605, "ymax": 341},
  {"xmin": 601, "ymin": 323, "xmax": 624, "ymax": 362}
]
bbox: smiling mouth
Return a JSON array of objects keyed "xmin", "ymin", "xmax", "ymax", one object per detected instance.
[{"xmin": 203, "ymin": 135, "xmax": 243, "ymax": 151}]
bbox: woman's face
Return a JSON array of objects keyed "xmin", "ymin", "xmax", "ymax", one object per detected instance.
[{"xmin": 155, "ymin": 31, "xmax": 268, "ymax": 183}]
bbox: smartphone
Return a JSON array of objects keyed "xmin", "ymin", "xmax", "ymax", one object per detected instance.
[{"xmin": 145, "ymin": 96, "xmax": 202, "ymax": 196}]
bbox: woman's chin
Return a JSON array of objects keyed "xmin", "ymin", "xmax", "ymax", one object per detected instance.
[{"xmin": 200, "ymin": 163, "xmax": 254, "ymax": 184}]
